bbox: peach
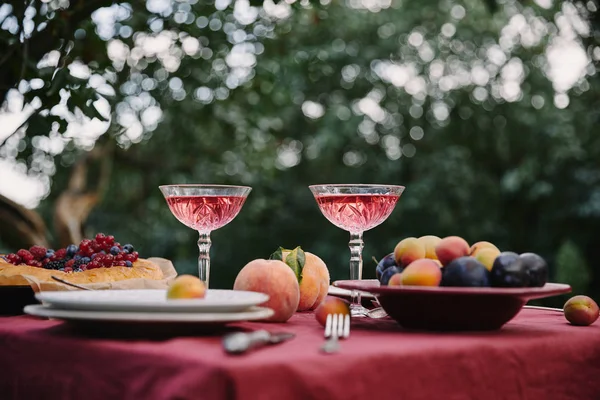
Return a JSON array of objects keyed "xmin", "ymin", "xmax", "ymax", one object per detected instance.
[
  {"xmin": 315, "ymin": 296, "xmax": 351, "ymax": 327},
  {"xmin": 435, "ymin": 236, "xmax": 470, "ymax": 266},
  {"xmin": 166, "ymin": 275, "xmax": 206, "ymax": 299},
  {"xmin": 394, "ymin": 237, "xmax": 426, "ymax": 267},
  {"xmin": 233, "ymin": 259, "xmax": 300, "ymax": 322},
  {"xmin": 388, "ymin": 273, "xmax": 403, "ymax": 286},
  {"xmin": 474, "ymin": 248, "xmax": 500, "ymax": 271},
  {"xmin": 418, "ymin": 235, "xmax": 442, "ymax": 260},
  {"xmin": 398, "ymin": 259, "xmax": 442, "ymax": 286},
  {"xmin": 469, "ymin": 241, "xmax": 500, "ymax": 257},
  {"xmin": 276, "ymin": 247, "xmax": 330, "ymax": 311},
  {"xmin": 564, "ymin": 295, "xmax": 600, "ymax": 326}
]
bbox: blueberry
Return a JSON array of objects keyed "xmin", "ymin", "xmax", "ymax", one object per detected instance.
[
  {"xmin": 81, "ymin": 257, "xmax": 91, "ymax": 264},
  {"xmin": 110, "ymin": 246, "xmax": 120, "ymax": 255},
  {"xmin": 376, "ymin": 253, "xmax": 398, "ymax": 280},
  {"xmin": 122, "ymin": 244, "xmax": 134, "ymax": 254},
  {"xmin": 380, "ymin": 266, "xmax": 403, "ymax": 285},
  {"xmin": 66, "ymin": 244, "xmax": 79, "ymax": 257},
  {"xmin": 125, "ymin": 261, "xmax": 132, "ymax": 268},
  {"xmin": 45, "ymin": 250, "xmax": 55, "ymax": 259},
  {"xmin": 74, "ymin": 254, "xmax": 82, "ymax": 261}
]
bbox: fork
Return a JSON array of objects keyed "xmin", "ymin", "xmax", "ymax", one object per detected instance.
[{"xmin": 320, "ymin": 313, "xmax": 350, "ymax": 354}]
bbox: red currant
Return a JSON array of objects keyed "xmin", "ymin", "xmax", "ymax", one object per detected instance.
[
  {"xmin": 95, "ymin": 233, "xmax": 106, "ymax": 243},
  {"xmin": 80, "ymin": 265, "xmax": 88, "ymax": 271},
  {"xmin": 64, "ymin": 266, "xmax": 73, "ymax": 273},
  {"xmin": 105, "ymin": 235, "xmax": 115, "ymax": 245},
  {"xmin": 65, "ymin": 259, "xmax": 76, "ymax": 268}
]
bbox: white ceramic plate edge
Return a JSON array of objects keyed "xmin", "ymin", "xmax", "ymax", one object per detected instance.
[
  {"xmin": 24, "ymin": 304, "xmax": 274, "ymax": 323},
  {"xmin": 35, "ymin": 289, "xmax": 269, "ymax": 313}
]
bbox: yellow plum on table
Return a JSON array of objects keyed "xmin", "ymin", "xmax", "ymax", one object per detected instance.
[
  {"xmin": 564, "ymin": 295, "xmax": 599, "ymax": 326},
  {"xmin": 166, "ymin": 275, "xmax": 206, "ymax": 299},
  {"xmin": 314, "ymin": 296, "xmax": 351, "ymax": 327},
  {"xmin": 418, "ymin": 235, "xmax": 442, "ymax": 260},
  {"xmin": 396, "ymin": 259, "xmax": 442, "ymax": 287}
]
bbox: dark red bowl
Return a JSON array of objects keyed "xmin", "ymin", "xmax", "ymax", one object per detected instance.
[{"xmin": 334, "ymin": 280, "xmax": 571, "ymax": 331}]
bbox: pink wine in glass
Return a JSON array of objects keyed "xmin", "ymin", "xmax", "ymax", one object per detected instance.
[
  {"xmin": 159, "ymin": 185, "xmax": 252, "ymax": 288},
  {"xmin": 309, "ymin": 184, "xmax": 405, "ymax": 317},
  {"xmin": 166, "ymin": 195, "xmax": 248, "ymax": 232},
  {"xmin": 314, "ymin": 194, "xmax": 401, "ymax": 233}
]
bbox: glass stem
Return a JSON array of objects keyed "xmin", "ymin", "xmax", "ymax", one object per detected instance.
[
  {"xmin": 349, "ymin": 231, "xmax": 364, "ymax": 308},
  {"xmin": 197, "ymin": 231, "xmax": 212, "ymax": 288}
]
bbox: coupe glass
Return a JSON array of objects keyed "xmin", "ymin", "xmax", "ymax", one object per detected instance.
[
  {"xmin": 309, "ymin": 184, "xmax": 405, "ymax": 316},
  {"xmin": 159, "ymin": 184, "xmax": 252, "ymax": 288}
]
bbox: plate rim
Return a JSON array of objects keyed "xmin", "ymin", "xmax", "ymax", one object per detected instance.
[
  {"xmin": 24, "ymin": 304, "xmax": 274, "ymax": 322},
  {"xmin": 35, "ymin": 288, "xmax": 269, "ymax": 312},
  {"xmin": 333, "ymin": 280, "xmax": 571, "ymax": 296}
]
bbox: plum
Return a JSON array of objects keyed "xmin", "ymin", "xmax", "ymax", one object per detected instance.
[
  {"xmin": 435, "ymin": 236, "xmax": 470, "ymax": 266},
  {"xmin": 441, "ymin": 257, "xmax": 490, "ymax": 287},
  {"xmin": 490, "ymin": 252, "xmax": 530, "ymax": 288},
  {"xmin": 394, "ymin": 237, "xmax": 426, "ymax": 267},
  {"xmin": 376, "ymin": 253, "xmax": 398, "ymax": 280},
  {"xmin": 380, "ymin": 265, "xmax": 403, "ymax": 285},
  {"xmin": 519, "ymin": 253, "xmax": 548, "ymax": 287},
  {"xmin": 564, "ymin": 295, "xmax": 599, "ymax": 326}
]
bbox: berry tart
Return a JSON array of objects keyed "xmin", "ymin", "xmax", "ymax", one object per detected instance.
[{"xmin": 0, "ymin": 233, "xmax": 163, "ymax": 286}]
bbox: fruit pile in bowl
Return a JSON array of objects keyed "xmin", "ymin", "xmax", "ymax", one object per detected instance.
[
  {"xmin": 376, "ymin": 235, "xmax": 548, "ymax": 289},
  {"xmin": 335, "ymin": 235, "xmax": 571, "ymax": 331}
]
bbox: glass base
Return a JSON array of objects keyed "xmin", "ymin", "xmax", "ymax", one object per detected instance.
[{"xmin": 350, "ymin": 304, "xmax": 369, "ymax": 317}]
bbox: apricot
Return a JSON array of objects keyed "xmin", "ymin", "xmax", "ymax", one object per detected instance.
[
  {"xmin": 315, "ymin": 296, "xmax": 351, "ymax": 327},
  {"xmin": 418, "ymin": 235, "xmax": 442, "ymax": 260},
  {"xmin": 435, "ymin": 236, "xmax": 470, "ymax": 266},
  {"xmin": 394, "ymin": 237, "xmax": 426, "ymax": 267},
  {"xmin": 474, "ymin": 248, "xmax": 500, "ymax": 271},
  {"xmin": 166, "ymin": 275, "xmax": 206, "ymax": 299},
  {"xmin": 398, "ymin": 259, "xmax": 442, "ymax": 287},
  {"xmin": 469, "ymin": 241, "xmax": 500, "ymax": 257},
  {"xmin": 279, "ymin": 248, "xmax": 330, "ymax": 311},
  {"xmin": 388, "ymin": 273, "xmax": 403, "ymax": 286},
  {"xmin": 233, "ymin": 259, "xmax": 300, "ymax": 322},
  {"xmin": 564, "ymin": 295, "xmax": 599, "ymax": 326}
]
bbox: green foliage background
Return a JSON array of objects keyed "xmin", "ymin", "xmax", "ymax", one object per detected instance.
[{"xmin": 0, "ymin": 0, "xmax": 598, "ymax": 302}]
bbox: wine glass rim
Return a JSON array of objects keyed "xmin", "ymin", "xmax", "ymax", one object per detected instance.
[
  {"xmin": 159, "ymin": 184, "xmax": 252, "ymax": 190},
  {"xmin": 308, "ymin": 183, "xmax": 405, "ymax": 189}
]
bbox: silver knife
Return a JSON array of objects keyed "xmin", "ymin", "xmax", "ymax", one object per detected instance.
[{"xmin": 223, "ymin": 330, "xmax": 295, "ymax": 354}]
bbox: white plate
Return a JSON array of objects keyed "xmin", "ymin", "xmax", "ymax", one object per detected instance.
[
  {"xmin": 328, "ymin": 284, "xmax": 375, "ymax": 299},
  {"xmin": 24, "ymin": 304, "xmax": 274, "ymax": 324},
  {"xmin": 35, "ymin": 289, "xmax": 269, "ymax": 313}
]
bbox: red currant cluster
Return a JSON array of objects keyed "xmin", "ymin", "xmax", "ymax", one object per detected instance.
[{"xmin": 2, "ymin": 233, "xmax": 139, "ymax": 273}]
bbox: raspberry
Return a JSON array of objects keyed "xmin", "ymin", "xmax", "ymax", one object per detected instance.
[
  {"xmin": 29, "ymin": 260, "xmax": 43, "ymax": 268},
  {"xmin": 17, "ymin": 250, "xmax": 34, "ymax": 263},
  {"xmin": 54, "ymin": 248, "xmax": 67, "ymax": 259},
  {"xmin": 80, "ymin": 265, "xmax": 88, "ymax": 271},
  {"xmin": 64, "ymin": 266, "xmax": 73, "ymax": 273},
  {"xmin": 87, "ymin": 261, "xmax": 100, "ymax": 269},
  {"xmin": 5, "ymin": 253, "xmax": 21, "ymax": 265},
  {"xmin": 29, "ymin": 246, "xmax": 47, "ymax": 260},
  {"xmin": 65, "ymin": 259, "xmax": 76, "ymax": 268}
]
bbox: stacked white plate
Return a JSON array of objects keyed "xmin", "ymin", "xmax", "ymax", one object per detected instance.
[{"xmin": 24, "ymin": 289, "xmax": 273, "ymax": 326}]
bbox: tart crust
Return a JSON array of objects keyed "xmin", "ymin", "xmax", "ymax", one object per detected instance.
[{"xmin": 0, "ymin": 258, "xmax": 164, "ymax": 286}]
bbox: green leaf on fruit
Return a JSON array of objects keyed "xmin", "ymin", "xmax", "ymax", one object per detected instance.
[
  {"xmin": 269, "ymin": 246, "xmax": 306, "ymax": 283},
  {"xmin": 269, "ymin": 247, "xmax": 284, "ymax": 261},
  {"xmin": 284, "ymin": 246, "xmax": 306, "ymax": 284}
]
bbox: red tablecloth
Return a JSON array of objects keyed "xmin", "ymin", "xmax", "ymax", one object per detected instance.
[{"xmin": 1, "ymin": 309, "xmax": 599, "ymax": 400}]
